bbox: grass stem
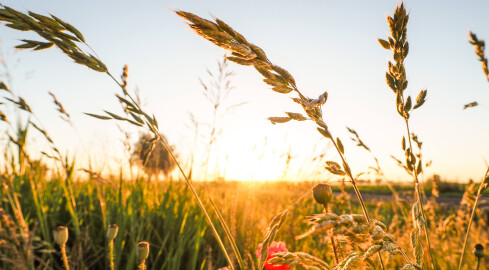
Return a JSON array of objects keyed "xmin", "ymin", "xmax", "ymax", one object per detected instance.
[
  {"xmin": 60, "ymin": 245, "xmax": 70, "ymax": 270},
  {"xmin": 109, "ymin": 240, "xmax": 115, "ymax": 270},
  {"xmin": 458, "ymin": 168, "xmax": 489, "ymax": 270},
  {"xmin": 404, "ymin": 118, "xmax": 436, "ymax": 269}
]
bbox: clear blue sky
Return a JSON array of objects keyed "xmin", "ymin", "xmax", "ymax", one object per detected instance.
[{"xmin": 1, "ymin": 0, "xmax": 488, "ymax": 182}]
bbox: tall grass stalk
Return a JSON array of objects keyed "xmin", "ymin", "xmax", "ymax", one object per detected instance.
[
  {"xmin": 0, "ymin": 6, "xmax": 241, "ymax": 269},
  {"xmin": 457, "ymin": 167, "xmax": 489, "ymax": 270},
  {"xmin": 378, "ymin": 4, "xmax": 435, "ymax": 268},
  {"xmin": 209, "ymin": 198, "xmax": 245, "ymax": 269},
  {"xmin": 174, "ymin": 9, "xmax": 389, "ymax": 269}
]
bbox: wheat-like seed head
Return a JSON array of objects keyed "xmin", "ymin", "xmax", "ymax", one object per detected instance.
[
  {"xmin": 469, "ymin": 32, "xmax": 489, "ymax": 82},
  {"xmin": 268, "ymin": 251, "xmax": 329, "ymax": 270},
  {"xmin": 0, "ymin": 6, "xmax": 106, "ymax": 72}
]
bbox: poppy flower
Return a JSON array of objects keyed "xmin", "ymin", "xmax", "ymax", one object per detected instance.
[{"xmin": 255, "ymin": 241, "xmax": 290, "ymax": 270}]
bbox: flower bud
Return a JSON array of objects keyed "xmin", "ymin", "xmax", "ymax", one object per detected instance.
[
  {"xmin": 474, "ymin": 243, "xmax": 485, "ymax": 259},
  {"xmin": 136, "ymin": 241, "xmax": 150, "ymax": 264},
  {"xmin": 53, "ymin": 226, "xmax": 68, "ymax": 246},
  {"xmin": 312, "ymin": 184, "xmax": 333, "ymax": 206},
  {"xmin": 106, "ymin": 224, "xmax": 119, "ymax": 241}
]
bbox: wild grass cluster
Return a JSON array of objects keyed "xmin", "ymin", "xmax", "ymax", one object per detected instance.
[{"xmin": 0, "ymin": 2, "xmax": 489, "ymax": 270}]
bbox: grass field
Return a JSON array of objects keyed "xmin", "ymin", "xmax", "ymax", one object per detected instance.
[{"xmin": 1, "ymin": 170, "xmax": 488, "ymax": 269}]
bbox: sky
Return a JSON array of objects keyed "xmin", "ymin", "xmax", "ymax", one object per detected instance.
[{"xmin": 0, "ymin": 0, "xmax": 488, "ymax": 182}]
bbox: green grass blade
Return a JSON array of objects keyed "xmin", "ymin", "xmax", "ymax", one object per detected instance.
[{"xmin": 209, "ymin": 197, "xmax": 245, "ymax": 270}]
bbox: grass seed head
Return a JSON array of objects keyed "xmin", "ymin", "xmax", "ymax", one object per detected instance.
[{"xmin": 370, "ymin": 225, "xmax": 385, "ymax": 241}]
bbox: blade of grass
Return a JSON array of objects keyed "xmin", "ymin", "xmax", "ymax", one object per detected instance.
[
  {"xmin": 458, "ymin": 167, "xmax": 489, "ymax": 270},
  {"xmin": 209, "ymin": 197, "xmax": 245, "ymax": 270}
]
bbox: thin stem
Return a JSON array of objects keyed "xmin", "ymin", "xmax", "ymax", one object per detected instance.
[
  {"xmin": 476, "ymin": 258, "xmax": 481, "ymax": 270},
  {"xmin": 329, "ymin": 135, "xmax": 370, "ymax": 222},
  {"xmin": 109, "ymin": 240, "xmax": 115, "ymax": 270},
  {"xmin": 60, "ymin": 245, "xmax": 70, "ymax": 270},
  {"xmin": 393, "ymin": 240, "xmax": 414, "ymax": 266},
  {"xmin": 404, "ymin": 118, "xmax": 436, "ymax": 269},
  {"xmin": 323, "ymin": 203, "xmax": 339, "ymax": 264},
  {"xmin": 330, "ymin": 236, "xmax": 339, "ymax": 264},
  {"xmin": 155, "ymin": 131, "xmax": 236, "ymax": 270},
  {"xmin": 329, "ymin": 132, "xmax": 386, "ymax": 270},
  {"xmin": 458, "ymin": 168, "xmax": 489, "ymax": 270},
  {"xmin": 138, "ymin": 260, "xmax": 146, "ymax": 270}
]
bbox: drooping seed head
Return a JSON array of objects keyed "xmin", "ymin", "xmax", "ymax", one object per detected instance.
[
  {"xmin": 370, "ymin": 225, "xmax": 385, "ymax": 241},
  {"xmin": 312, "ymin": 184, "xmax": 333, "ymax": 206},
  {"xmin": 53, "ymin": 226, "xmax": 68, "ymax": 246},
  {"xmin": 338, "ymin": 214, "xmax": 354, "ymax": 225},
  {"xmin": 352, "ymin": 224, "xmax": 369, "ymax": 234},
  {"xmin": 136, "ymin": 241, "xmax": 150, "ymax": 264},
  {"xmin": 382, "ymin": 242, "xmax": 397, "ymax": 254},
  {"xmin": 106, "ymin": 224, "xmax": 119, "ymax": 241},
  {"xmin": 474, "ymin": 243, "xmax": 485, "ymax": 259}
]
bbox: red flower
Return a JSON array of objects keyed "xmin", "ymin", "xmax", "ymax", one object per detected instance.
[{"xmin": 255, "ymin": 241, "xmax": 290, "ymax": 270}]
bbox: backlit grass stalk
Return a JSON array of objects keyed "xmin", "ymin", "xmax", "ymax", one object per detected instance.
[
  {"xmin": 464, "ymin": 33, "xmax": 489, "ymax": 108},
  {"xmin": 173, "ymin": 8, "xmax": 373, "ymax": 223},
  {"xmin": 0, "ymin": 6, "xmax": 240, "ymax": 269},
  {"xmin": 0, "ymin": 80, "xmax": 81, "ymax": 237},
  {"xmin": 347, "ymin": 127, "xmax": 409, "ymax": 220},
  {"xmin": 468, "ymin": 32, "xmax": 489, "ymax": 83},
  {"xmin": 378, "ymin": 4, "xmax": 435, "ymax": 268},
  {"xmin": 209, "ymin": 198, "xmax": 245, "ymax": 270},
  {"xmin": 457, "ymin": 168, "xmax": 489, "ymax": 270},
  {"xmin": 174, "ymin": 9, "xmax": 386, "ymax": 269}
]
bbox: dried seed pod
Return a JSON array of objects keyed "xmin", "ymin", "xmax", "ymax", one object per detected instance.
[
  {"xmin": 312, "ymin": 184, "xmax": 333, "ymax": 205},
  {"xmin": 53, "ymin": 226, "xmax": 68, "ymax": 246},
  {"xmin": 136, "ymin": 241, "xmax": 150, "ymax": 264},
  {"xmin": 106, "ymin": 224, "xmax": 119, "ymax": 241},
  {"xmin": 474, "ymin": 243, "xmax": 485, "ymax": 259}
]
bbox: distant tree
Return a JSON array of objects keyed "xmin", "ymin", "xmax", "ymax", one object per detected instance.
[{"xmin": 132, "ymin": 132, "xmax": 176, "ymax": 178}]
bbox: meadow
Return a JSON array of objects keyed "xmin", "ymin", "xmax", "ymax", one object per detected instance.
[{"xmin": 1, "ymin": 2, "xmax": 489, "ymax": 270}]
